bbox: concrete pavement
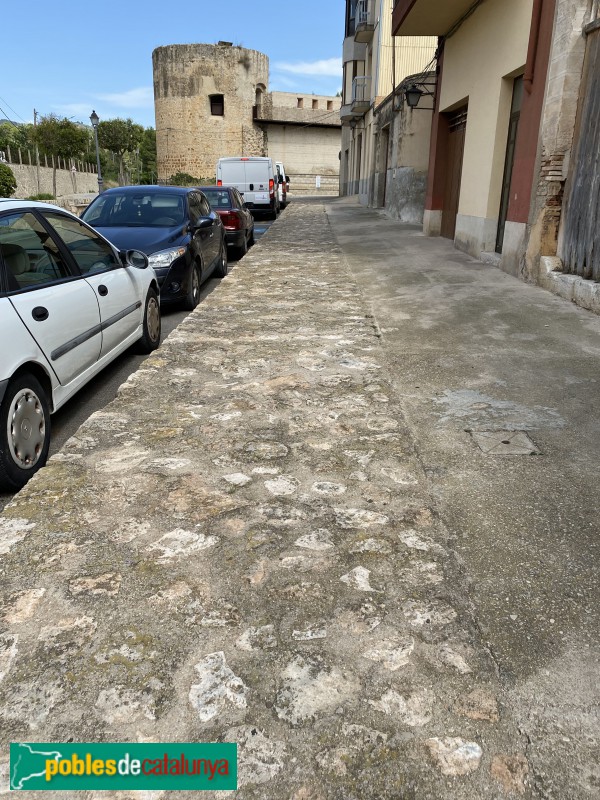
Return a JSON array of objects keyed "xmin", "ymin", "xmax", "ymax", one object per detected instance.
[{"xmin": 0, "ymin": 199, "xmax": 598, "ymax": 798}]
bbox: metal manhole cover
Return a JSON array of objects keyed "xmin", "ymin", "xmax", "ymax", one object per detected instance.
[{"xmin": 467, "ymin": 429, "xmax": 541, "ymax": 455}]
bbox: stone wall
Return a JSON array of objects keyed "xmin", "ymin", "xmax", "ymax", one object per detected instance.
[
  {"xmin": 153, "ymin": 42, "xmax": 341, "ymax": 185},
  {"xmin": 264, "ymin": 124, "xmax": 341, "ymax": 190},
  {"xmin": 524, "ymin": 0, "xmax": 591, "ymax": 284},
  {"xmin": 153, "ymin": 43, "xmax": 269, "ymax": 181},
  {"xmin": 6, "ymin": 163, "xmax": 99, "ymax": 199}
]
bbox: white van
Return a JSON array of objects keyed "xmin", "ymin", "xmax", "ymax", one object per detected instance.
[
  {"xmin": 275, "ymin": 161, "xmax": 290, "ymax": 209},
  {"xmin": 216, "ymin": 157, "xmax": 280, "ymax": 219}
]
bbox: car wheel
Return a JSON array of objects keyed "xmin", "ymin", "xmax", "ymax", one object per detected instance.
[
  {"xmin": 214, "ymin": 241, "xmax": 228, "ymax": 278},
  {"xmin": 0, "ymin": 373, "xmax": 51, "ymax": 492},
  {"xmin": 236, "ymin": 234, "xmax": 248, "ymax": 260},
  {"xmin": 183, "ymin": 262, "xmax": 201, "ymax": 311},
  {"xmin": 137, "ymin": 288, "xmax": 161, "ymax": 354},
  {"xmin": 249, "ymin": 227, "xmax": 255, "ymax": 246}
]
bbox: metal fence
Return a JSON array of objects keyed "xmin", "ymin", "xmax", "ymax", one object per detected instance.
[{"xmin": 0, "ymin": 145, "xmax": 95, "ymax": 174}]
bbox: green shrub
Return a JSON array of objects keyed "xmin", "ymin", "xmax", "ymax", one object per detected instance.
[
  {"xmin": 26, "ymin": 193, "xmax": 54, "ymax": 201},
  {"xmin": 168, "ymin": 172, "xmax": 201, "ymax": 186},
  {"xmin": 0, "ymin": 162, "xmax": 17, "ymax": 197}
]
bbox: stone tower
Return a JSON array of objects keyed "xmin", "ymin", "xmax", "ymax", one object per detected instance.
[{"xmin": 153, "ymin": 42, "xmax": 269, "ymax": 182}]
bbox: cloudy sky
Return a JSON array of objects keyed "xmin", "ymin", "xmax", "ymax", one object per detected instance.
[{"xmin": 1, "ymin": 0, "xmax": 343, "ymax": 129}]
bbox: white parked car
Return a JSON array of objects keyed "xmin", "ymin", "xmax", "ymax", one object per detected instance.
[{"xmin": 0, "ymin": 199, "xmax": 161, "ymax": 491}]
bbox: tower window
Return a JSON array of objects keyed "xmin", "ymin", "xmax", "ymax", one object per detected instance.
[
  {"xmin": 327, "ymin": 100, "xmax": 333, "ymax": 111},
  {"xmin": 210, "ymin": 94, "xmax": 224, "ymax": 116},
  {"xmin": 312, "ymin": 99, "xmax": 318, "ymax": 109},
  {"xmin": 297, "ymin": 97, "xmax": 304, "ymax": 109}
]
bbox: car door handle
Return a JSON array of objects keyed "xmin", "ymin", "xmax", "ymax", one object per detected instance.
[
  {"xmin": 98, "ymin": 285, "xmax": 108, "ymax": 296},
  {"xmin": 32, "ymin": 306, "xmax": 49, "ymax": 322}
]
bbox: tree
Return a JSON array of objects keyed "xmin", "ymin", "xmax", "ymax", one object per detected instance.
[
  {"xmin": 139, "ymin": 127, "xmax": 157, "ymax": 184},
  {"xmin": 33, "ymin": 115, "xmax": 88, "ymax": 197},
  {"xmin": 97, "ymin": 118, "xmax": 143, "ymax": 185},
  {"xmin": 0, "ymin": 121, "xmax": 34, "ymax": 154},
  {"xmin": 0, "ymin": 163, "xmax": 17, "ymax": 197}
]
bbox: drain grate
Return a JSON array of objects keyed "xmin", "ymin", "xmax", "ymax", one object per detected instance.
[{"xmin": 467, "ymin": 429, "xmax": 541, "ymax": 456}]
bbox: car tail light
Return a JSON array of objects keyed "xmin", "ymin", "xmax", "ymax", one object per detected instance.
[
  {"xmin": 217, "ymin": 180, "xmax": 222, "ymax": 186},
  {"xmin": 218, "ymin": 210, "xmax": 243, "ymax": 230},
  {"xmin": 269, "ymin": 178, "xmax": 274, "ymax": 197}
]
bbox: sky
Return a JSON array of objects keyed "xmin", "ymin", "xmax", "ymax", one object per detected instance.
[{"xmin": 1, "ymin": 0, "xmax": 344, "ymax": 130}]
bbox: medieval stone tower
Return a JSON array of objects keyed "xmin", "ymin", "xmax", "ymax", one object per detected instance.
[{"xmin": 153, "ymin": 42, "xmax": 270, "ymax": 181}]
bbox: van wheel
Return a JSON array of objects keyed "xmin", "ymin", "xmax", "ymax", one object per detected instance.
[
  {"xmin": 267, "ymin": 208, "xmax": 277, "ymax": 221},
  {"xmin": 0, "ymin": 373, "xmax": 51, "ymax": 491}
]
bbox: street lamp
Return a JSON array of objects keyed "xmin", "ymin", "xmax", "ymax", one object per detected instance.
[
  {"xmin": 404, "ymin": 83, "xmax": 436, "ymax": 110},
  {"xmin": 405, "ymin": 85, "xmax": 424, "ymax": 109},
  {"xmin": 90, "ymin": 110, "xmax": 103, "ymax": 193}
]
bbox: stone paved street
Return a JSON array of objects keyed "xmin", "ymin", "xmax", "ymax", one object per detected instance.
[{"xmin": 0, "ymin": 201, "xmax": 598, "ymax": 799}]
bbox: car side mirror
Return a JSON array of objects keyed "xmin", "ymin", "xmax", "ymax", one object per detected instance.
[
  {"xmin": 242, "ymin": 202, "xmax": 249, "ymax": 209},
  {"xmin": 121, "ymin": 249, "xmax": 149, "ymax": 269},
  {"xmin": 193, "ymin": 217, "xmax": 213, "ymax": 230}
]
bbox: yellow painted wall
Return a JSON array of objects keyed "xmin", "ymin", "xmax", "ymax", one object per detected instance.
[{"xmin": 439, "ymin": 0, "xmax": 533, "ymax": 219}]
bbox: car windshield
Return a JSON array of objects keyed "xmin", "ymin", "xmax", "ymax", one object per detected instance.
[
  {"xmin": 82, "ymin": 192, "xmax": 185, "ymax": 227},
  {"xmin": 202, "ymin": 189, "xmax": 232, "ymax": 210}
]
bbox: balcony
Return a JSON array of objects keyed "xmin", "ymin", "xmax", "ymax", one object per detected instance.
[
  {"xmin": 355, "ymin": 0, "xmax": 375, "ymax": 42},
  {"xmin": 392, "ymin": 0, "xmax": 478, "ymax": 35},
  {"xmin": 351, "ymin": 76, "xmax": 372, "ymax": 113}
]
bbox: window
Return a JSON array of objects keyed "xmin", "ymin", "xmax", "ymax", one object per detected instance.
[
  {"xmin": 297, "ymin": 97, "xmax": 304, "ymax": 109},
  {"xmin": 312, "ymin": 99, "xmax": 318, "ymax": 110},
  {"xmin": 210, "ymin": 94, "xmax": 224, "ymax": 116},
  {"xmin": 327, "ymin": 100, "xmax": 333, "ymax": 111},
  {"xmin": 0, "ymin": 211, "xmax": 72, "ymax": 290},
  {"xmin": 42, "ymin": 212, "xmax": 120, "ymax": 275}
]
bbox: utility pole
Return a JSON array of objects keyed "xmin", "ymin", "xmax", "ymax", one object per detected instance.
[{"xmin": 33, "ymin": 109, "xmax": 41, "ymax": 194}]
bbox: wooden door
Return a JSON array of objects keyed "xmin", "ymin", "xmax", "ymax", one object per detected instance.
[
  {"xmin": 441, "ymin": 107, "xmax": 467, "ymax": 240},
  {"xmin": 562, "ymin": 27, "xmax": 600, "ymax": 279},
  {"xmin": 496, "ymin": 76, "xmax": 524, "ymax": 253}
]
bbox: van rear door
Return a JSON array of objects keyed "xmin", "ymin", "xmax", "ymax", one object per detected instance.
[{"xmin": 218, "ymin": 159, "xmax": 247, "ymax": 192}]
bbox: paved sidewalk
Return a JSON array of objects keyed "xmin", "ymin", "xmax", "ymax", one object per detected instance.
[
  {"xmin": 327, "ymin": 198, "xmax": 600, "ymax": 800},
  {"xmin": 0, "ymin": 201, "xmax": 597, "ymax": 798}
]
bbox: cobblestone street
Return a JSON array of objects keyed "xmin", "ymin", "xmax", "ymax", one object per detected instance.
[{"xmin": 0, "ymin": 201, "xmax": 598, "ymax": 799}]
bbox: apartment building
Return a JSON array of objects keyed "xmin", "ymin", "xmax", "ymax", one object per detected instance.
[
  {"xmin": 392, "ymin": 0, "xmax": 600, "ymax": 310},
  {"xmin": 340, "ymin": 0, "xmax": 437, "ymax": 220}
]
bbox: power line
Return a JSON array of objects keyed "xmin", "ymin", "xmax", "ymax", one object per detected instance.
[
  {"xmin": 0, "ymin": 107, "xmax": 20, "ymax": 128},
  {"xmin": 0, "ymin": 95, "xmax": 28, "ymax": 124}
]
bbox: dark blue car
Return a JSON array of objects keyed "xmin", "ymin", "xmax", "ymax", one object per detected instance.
[{"xmin": 81, "ymin": 186, "xmax": 227, "ymax": 309}]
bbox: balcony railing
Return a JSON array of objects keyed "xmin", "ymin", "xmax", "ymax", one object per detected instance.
[
  {"xmin": 351, "ymin": 76, "xmax": 372, "ymax": 109},
  {"xmin": 355, "ymin": 0, "xmax": 375, "ymax": 41}
]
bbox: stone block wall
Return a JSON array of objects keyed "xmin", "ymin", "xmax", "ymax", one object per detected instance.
[
  {"xmin": 264, "ymin": 124, "xmax": 341, "ymax": 194},
  {"xmin": 153, "ymin": 43, "xmax": 269, "ymax": 181},
  {"xmin": 524, "ymin": 0, "xmax": 591, "ymax": 283},
  {"xmin": 7, "ymin": 163, "xmax": 99, "ymax": 199},
  {"xmin": 153, "ymin": 42, "xmax": 341, "ymax": 186}
]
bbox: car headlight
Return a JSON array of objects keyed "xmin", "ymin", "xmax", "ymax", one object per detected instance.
[{"xmin": 148, "ymin": 247, "xmax": 187, "ymax": 269}]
